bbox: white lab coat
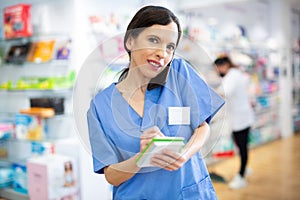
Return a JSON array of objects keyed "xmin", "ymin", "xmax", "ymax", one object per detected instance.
[{"xmin": 221, "ymin": 68, "xmax": 254, "ymax": 131}]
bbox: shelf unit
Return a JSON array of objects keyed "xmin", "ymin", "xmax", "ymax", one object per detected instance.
[
  {"xmin": 177, "ymin": 36, "xmax": 282, "ymax": 163},
  {"xmin": 0, "ymin": 188, "xmax": 29, "ymax": 200},
  {"xmin": 292, "ymin": 48, "xmax": 300, "ymax": 131},
  {"xmin": 0, "ymin": 3, "xmax": 77, "ymax": 200},
  {"xmin": 0, "ymin": 88, "xmax": 73, "ymax": 98}
]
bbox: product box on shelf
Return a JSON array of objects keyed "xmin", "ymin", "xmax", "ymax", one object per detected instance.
[
  {"xmin": 3, "ymin": 4, "xmax": 33, "ymax": 39},
  {"xmin": 27, "ymin": 154, "xmax": 79, "ymax": 200},
  {"xmin": 0, "ymin": 121, "xmax": 14, "ymax": 139},
  {"xmin": 27, "ymin": 40, "xmax": 56, "ymax": 63},
  {"xmin": 5, "ymin": 42, "xmax": 31, "ymax": 64},
  {"xmin": 12, "ymin": 162, "xmax": 28, "ymax": 194},
  {"xmin": 0, "ymin": 45, "xmax": 3, "ymax": 65},
  {"xmin": 211, "ymin": 135, "xmax": 235, "ymax": 158},
  {"xmin": 0, "ymin": 121, "xmax": 14, "ymax": 159},
  {"xmin": 31, "ymin": 142, "xmax": 55, "ymax": 156},
  {"xmin": 30, "ymin": 98, "xmax": 65, "ymax": 115},
  {"xmin": 0, "ymin": 167, "xmax": 14, "ymax": 189},
  {"xmin": 15, "ymin": 114, "xmax": 45, "ymax": 141},
  {"xmin": 14, "ymin": 108, "xmax": 55, "ymax": 140},
  {"xmin": 56, "ymin": 39, "xmax": 71, "ymax": 60},
  {"xmin": 0, "ymin": 140, "xmax": 8, "ymax": 159}
]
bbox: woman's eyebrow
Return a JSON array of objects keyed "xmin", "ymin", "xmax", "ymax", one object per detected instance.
[
  {"xmin": 147, "ymin": 34, "xmax": 160, "ymax": 39},
  {"xmin": 147, "ymin": 34, "xmax": 176, "ymax": 45},
  {"xmin": 168, "ymin": 41, "xmax": 176, "ymax": 46}
]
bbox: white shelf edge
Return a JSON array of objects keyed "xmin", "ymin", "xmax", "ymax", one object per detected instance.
[{"xmin": 0, "ymin": 188, "xmax": 29, "ymax": 200}]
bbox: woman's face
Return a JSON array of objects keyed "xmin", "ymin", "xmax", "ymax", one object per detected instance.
[{"xmin": 126, "ymin": 22, "xmax": 178, "ymax": 80}]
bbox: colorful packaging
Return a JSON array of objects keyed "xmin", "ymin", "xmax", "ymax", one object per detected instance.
[
  {"xmin": 27, "ymin": 40, "xmax": 56, "ymax": 63},
  {"xmin": 12, "ymin": 162, "xmax": 28, "ymax": 194},
  {"xmin": 0, "ymin": 122, "xmax": 14, "ymax": 139},
  {"xmin": 15, "ymin": 114, "xmax": 45, "ymax": 141},
  {"xmin": 56, "ymin": 39, "xmax": 71, "ymax": 60},
  {"xmin": 3, "ymin": 4, "xmax": 33, "ymax": 39},
  {"xmin": 0, "ymin": 168, "xmax": 14, "ymax": 189},
  {"xmin": 0, "ymin": 140, "xmax": 8, "ymax": 159},
  {"xmin": 5, "ymin": 42, "xmax": 31, "ymax": 64},
  {"xmin": 212, "ymin": 135, "xmax": 235, "ymax": 158},
  {"xmin": 31, "ymin": 142, "xmax": 55, "ymax": 156},
  {"xmin": 27, "ymin": 154, "xmax": 79, "ymax": 200}
]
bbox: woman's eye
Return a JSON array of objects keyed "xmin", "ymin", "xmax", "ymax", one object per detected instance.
[
  {"xmin": 167, "ymin": 44, "xmax": 175, "ymax": 51},
  {"xmin": 148, "ymin": 37, "xmax": 159, "ymax": 44}
]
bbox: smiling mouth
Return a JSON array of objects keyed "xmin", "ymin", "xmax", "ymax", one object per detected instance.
[{"xmin": 148, "ymin": 60, "xmax": 162, "ymax": 69}]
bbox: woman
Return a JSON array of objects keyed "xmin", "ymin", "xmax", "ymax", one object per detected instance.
[
  {"xmin": 214, "ymin": 55, "xmax": 254, "ymax": 189},
  {"xmin": 87, "ymin": 5, "xmax": 224, "ymax": 199}
]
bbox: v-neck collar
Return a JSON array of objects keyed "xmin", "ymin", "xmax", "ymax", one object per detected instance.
[
  {"xmin": 111, "ymin": 83, "xmax": 162, "ymax": 132},
  {"xmin": 113, "ymin": 83, "xmax": 144, "ymax": 118}
]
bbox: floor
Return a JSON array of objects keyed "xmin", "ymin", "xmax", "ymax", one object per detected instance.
[{"xmin": 211, "ymin": 133, "xmax": 300, "ymax": 200}]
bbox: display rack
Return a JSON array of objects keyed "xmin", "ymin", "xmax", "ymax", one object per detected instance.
[
  {"xmin": 0, "ymin": 188, "xmax": 29, "ymax": 200},
  {"xmin": 0, "ymin": 3, "xmax": 77, "ymax": 199},
  {"xmin": 292, "ymin": 48, "xmax": 300, "ymax": 131},
  {"xmin": 177, "ymin": 36, "xmax": 282, "ymax": 165}
]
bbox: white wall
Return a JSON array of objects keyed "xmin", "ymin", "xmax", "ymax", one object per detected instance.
[{"xmin": 176, "ymin": 0, "xmax": 271, "ymax": 43}]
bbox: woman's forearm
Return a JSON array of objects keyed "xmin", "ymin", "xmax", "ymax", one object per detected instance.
[
  {"xmin": 182, "ymin": 121, "xmax": 210, "ymax": 160},
  {"xmin": 104, "ymin": 126, "xmax": 163, "ymax": 186},
  {"xmin": 104, "ymin": 154, "xmax": 140, "ymax": 186}
]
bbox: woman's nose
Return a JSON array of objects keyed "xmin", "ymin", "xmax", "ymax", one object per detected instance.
[{"xmin": 155, "ymin": 46, "xmax": 168, "ymax": 59}]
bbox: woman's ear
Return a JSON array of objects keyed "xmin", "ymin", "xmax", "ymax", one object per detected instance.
[{"xmin": 125, "ymin": 36, "xmax": 134, "ymax": 51}]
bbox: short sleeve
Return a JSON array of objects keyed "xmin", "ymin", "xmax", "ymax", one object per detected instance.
[
  {"xmin": 172, "ymin": 59, "xmax": 225, "ymax": 129},
  {"xmin": 87, "ymin": 100, "xmax": 119, "ymax": 174}
]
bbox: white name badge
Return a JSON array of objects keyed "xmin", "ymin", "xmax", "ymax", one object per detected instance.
[{"xmin": 168, "ymin": 107, "xmax": 190, "ymax": 125}]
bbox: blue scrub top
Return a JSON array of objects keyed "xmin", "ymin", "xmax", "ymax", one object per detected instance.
[{"xmin": 87, "ymin": 58, "xmax": 225, "ymax": 200}]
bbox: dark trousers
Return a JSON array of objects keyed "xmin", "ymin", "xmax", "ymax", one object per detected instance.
[{"xmin": 232, "ymin": 127, "xmax": 250, "ymax": 177}]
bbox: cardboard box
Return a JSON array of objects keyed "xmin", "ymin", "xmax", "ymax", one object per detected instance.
[
  {"xmin": 27, "ymin": 154, "xmax": 79, "ymax": 200},
  {"xmin": 27, "ymin": 40, "xmax": 56, "ymax": 63},
  {"xmin": 5, "ymin": 42, "xmax": 31, "ymax": 64},
  {"xmin": 15, "ymin": 114, "xmax": 44, "ymax": 141},
  {"xmin": 12, "ymin": 162, "xmax": 28, "ymax": 194},
  {"xmin": 3, "ymin": 4, "xmax": 33, "ymax": 39}
]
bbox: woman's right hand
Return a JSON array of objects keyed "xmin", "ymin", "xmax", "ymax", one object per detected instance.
[{"xmin": 140, "ymin": 126, "xmax": 164, "ymax": 152}]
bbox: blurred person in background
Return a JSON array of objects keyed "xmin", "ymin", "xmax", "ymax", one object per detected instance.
[{"xmin": 214, "ymin": 55, "xmax": 255, "ymax": 189}]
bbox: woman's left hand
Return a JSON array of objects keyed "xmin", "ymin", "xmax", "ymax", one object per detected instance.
[
  {"xmin": 151, "ymin": 122, "xmax": 210, "ymax": 171},
  {"xmin": 151, "ymin": 149, "xmax": 189, "ymax": 171}
]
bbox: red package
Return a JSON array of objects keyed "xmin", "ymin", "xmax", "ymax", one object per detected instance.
[
  {"xmin": 3, "ymin": 4, "xmax": 33, "ymax": 39},
  {"xmin": 212, "ymin": 150, "xmax": 235, "ymax": 158}
]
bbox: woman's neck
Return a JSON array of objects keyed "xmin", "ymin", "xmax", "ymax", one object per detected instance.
[
  {"xmin": 116, "ymin": 68, "xmax": 148, "ymax": 117},
  {"xmin": 118, "ymin": 68, "xmax": 150, "ymax": 94}
]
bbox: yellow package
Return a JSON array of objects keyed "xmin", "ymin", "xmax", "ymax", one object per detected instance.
[{"xmin": 27, "ymin": 40, "xmax": 56, "ymax": 63}]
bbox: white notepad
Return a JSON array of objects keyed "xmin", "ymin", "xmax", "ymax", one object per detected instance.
[{"xmin": 135, "ymin": 137, "xmax": 185, "ymax": 168}]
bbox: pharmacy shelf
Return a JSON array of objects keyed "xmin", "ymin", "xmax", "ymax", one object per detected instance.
[
  {"xmin": 0, "ymin": 59, "xmax": 70, "ymax": 68},
  {"xmin": 0, "ymin": 188, "xmax": 29, "ymax": 200},
  {"xmin": 0, "ymin": 88, "xmax": 73, "ymax": 98}
]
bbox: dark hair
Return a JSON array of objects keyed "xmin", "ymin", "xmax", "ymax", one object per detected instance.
[
  {"xmin": 64, "ymin": 161, "xmax": 73, "ymax": 171},
  {"xmin": 119, "ymin": 5, "xmax": 182, "ymax": 89},
  {"xmin": 214, "ymin": 56, "xmax": 237, "ymax": 68}
]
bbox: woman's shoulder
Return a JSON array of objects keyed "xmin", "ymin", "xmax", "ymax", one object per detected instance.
[
  {"xmin": 170, "ymin": 58, "xmax": 202, "ymax": 79},
  {"xmin": 170, "ymin": 58, "xmax": 196, "ymax": 76},
  {"xmin": 93, "ymin": 83, "xmax": 116, "ymax": 102},
  {"xmin": 171, "ymin": 58, "xmax": 189, "ymax": 71}
]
